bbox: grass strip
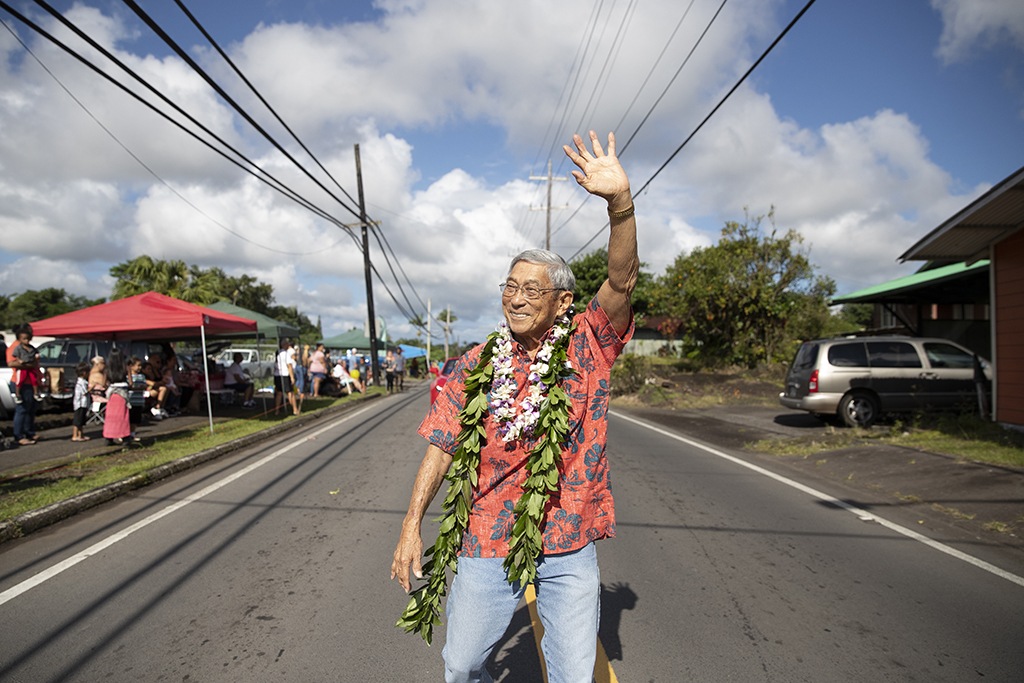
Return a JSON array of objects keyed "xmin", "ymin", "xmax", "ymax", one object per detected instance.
[
  {"xmin": 0, "ymin": 390, "xmax": 382, "ymax": 524},
  {"xmin": 750, "ymin": 413, "xmax": 1024, "ymax": 468}
]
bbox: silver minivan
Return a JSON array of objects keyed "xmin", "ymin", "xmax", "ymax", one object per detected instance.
[{"xmin": 779, "ymin": 336, "xmax": 990, "ymax": 427}]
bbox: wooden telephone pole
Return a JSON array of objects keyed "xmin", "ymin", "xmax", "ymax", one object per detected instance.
[
  {"xmin": 355, "ymin": 144, "xmax": 381, "ymax": 386},
  {"xmin": 529, "ymin": 159, "xmax": 568, "ymax": 250}
]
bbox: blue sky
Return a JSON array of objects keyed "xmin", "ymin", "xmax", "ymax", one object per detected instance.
[{"xmin": 1, "ymin": 0, "xmax": 1022, "ymax": 345}]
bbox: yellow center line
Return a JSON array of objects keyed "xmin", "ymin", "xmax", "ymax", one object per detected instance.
[{"xmin": 524, "ymin": 584, "xmax": 620, "ymax": 683}]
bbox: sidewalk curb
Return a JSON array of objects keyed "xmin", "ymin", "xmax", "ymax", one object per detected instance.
[{"xmin": 0, "ymin": 394, "xmax": 382, "ymax": 545}]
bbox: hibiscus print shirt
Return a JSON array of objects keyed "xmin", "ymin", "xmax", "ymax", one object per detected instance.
[{"xmin": 418, "ymin": 297, "xmax": 633, "ymax": 558}]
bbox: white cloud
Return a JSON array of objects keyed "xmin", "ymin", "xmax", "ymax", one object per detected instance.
[
  {"xmin": 0, "ymin": 256, "xmax": 100, "ymax": 298},
  {"xmin": 932, "ymin": 0, "xmax": 1024, "ymax": 63},
  {"xmin": 673, "ymin": 89, "xmax": 983, "ymax": 294},
  {"xmin": 0, "ymin": 0, "xmax": 1016, "ymax": 344}
]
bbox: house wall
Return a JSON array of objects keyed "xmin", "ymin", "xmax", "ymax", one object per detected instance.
[
  {"xmin": 994, "ymin": 230, "xmax": 1024, "ymax": 426},
  {"xmin": 623, "ymin": 338, "xmax": 684, "ymax": 357}
]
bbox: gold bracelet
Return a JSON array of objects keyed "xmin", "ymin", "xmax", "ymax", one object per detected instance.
[{"xmin": 608, "ymin": 203, "xmax": 635, "ymax": 220}]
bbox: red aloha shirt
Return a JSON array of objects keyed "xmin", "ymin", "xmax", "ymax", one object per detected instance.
[{"xmin": 418, "ymin": 296, "xmax": 634, "ymax": 558}]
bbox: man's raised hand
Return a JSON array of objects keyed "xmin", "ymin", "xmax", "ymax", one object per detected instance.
[{"xmin": 563, "ymin": 130, "xmax": 631, "ymax": 210}]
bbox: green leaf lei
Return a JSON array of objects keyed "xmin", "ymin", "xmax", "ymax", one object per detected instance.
[{"xmin": 396, "ymin": 315, "xmax": 578, "ymax": 645}]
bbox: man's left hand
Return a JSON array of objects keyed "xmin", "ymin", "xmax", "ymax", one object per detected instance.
[{"xmin": 563, "ymin": 131, "xmax": 632, "ymax": 210}]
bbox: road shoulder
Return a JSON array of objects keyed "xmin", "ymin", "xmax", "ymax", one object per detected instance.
[{"xmin": 613, "ymin": 404, "xmax": 1024, "ymax": 561}]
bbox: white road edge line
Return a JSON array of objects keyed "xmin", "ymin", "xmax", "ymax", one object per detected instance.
[
  {"xmin": 0, "ymin": 403, "xmax": 379, "ymax": 607},
  {"xmin": 613, "ymin": 411, "xmax": 1024, "ymax": 588}
]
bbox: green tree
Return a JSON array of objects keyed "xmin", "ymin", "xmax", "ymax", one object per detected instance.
[
  {"xmin": 651, "ymin": 211, "xmax": 834, "ymax": 369},
  {"xmin": 110, "ymin": 256, "xmax": 219, "ymax": 303},
  {"xmin": 407, "ymin": 313, "xmax": 429, "ymax": 347},
  {"xmin": 1, "ymin": 288, "xmax": 104, "ymax": 327},
  {"xmin": 267, "ymin": 304, "xmax": 319, "ymax": 341},
  {"xmin": 108, "ymin": 255, "xmax": 322, "ymax": 337},
  {"xmin": 215, "ymin": 269, "xmax": 275, "ymax": 312},
  {"xmin": 569, "ymin": 247, "xmax": 654, "ymax": 316},
  {"xmin": 436, "ymin": 307, "xmax": 458, "ymax": 358}
]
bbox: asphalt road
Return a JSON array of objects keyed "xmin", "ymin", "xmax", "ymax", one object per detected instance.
[{"xmin": 1, "ymin": 385, "xmax": 1022, "ymax": 681}]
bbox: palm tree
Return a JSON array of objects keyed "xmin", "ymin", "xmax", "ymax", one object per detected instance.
[
  {"xmin": 176, "ymin": 264, "xmax": 221, "ymax": 304},
  {"xmin": 110, "ymin": 255, "xmax": 160, "ymax": 299},
  {"xmin": 436, "ymin": 307, "xmax": 457, "ymax": 359}
]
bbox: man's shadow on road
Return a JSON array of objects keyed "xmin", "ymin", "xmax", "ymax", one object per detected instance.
[
  {"xmin": 488, "ymin": 581, "xmax": 639, "ymax": 679},
  {"xmin": 599, "ymin": 581, "xmax": 638, "ymax": 661}
]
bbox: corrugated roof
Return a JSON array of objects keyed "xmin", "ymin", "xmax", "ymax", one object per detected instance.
[
  {"xmin": 900, "ymin": 165, "xmax": 1024, "ymax": 262},
  {"xmin": 832, "ymin": 260, "xmax": 989, "ymax": 304}
]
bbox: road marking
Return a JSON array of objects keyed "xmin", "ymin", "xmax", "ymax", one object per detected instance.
[
  {"xmin": 524, "ymin": 584, "xmax": 619, "ymax": 683},
  {"xmin": 0, "ymin": 404, "xmax": 378, "ymax": 607},
  {"xmin": 613, "ymin": 411, "xmax": 1024, "ymax": 589}
]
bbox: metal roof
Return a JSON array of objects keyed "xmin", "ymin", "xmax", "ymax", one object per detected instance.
[
  {"xmin": 832, "ymin": 260, "xmax": 989, "ymax": 304},
  {"xmin": 900, "ymin": 165, "xmax": 1024, "ymax": 262}
]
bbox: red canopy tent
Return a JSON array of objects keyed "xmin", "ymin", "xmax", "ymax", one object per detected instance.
[
  {"xmin": 31, "ymin": 291, "xmax": 256, "ymax": 340},
  {"xmin": 32, "ymin": 292, "xmax": 258, "ymax": 432}
]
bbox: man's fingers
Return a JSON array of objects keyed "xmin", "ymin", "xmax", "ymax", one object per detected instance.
[
  {"xmin": 605, "ymin": 131, "xmax": 616, "ymax": 157},
  {"xmin": 588, "ymin": 130, "xmax": 605, "ymax": 157},
  {"xmin": 392, "ymin": 560, "xmax": 411, "ymax": 592}
]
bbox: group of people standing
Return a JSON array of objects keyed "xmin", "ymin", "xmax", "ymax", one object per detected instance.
[
  {"xmin": 3, "ymin": 323, "xmax": 184, "ymax": 448},
  {"xmin": 383, "ymin": 347, "xmax": 406, "ymax": 393},
  {"xmin": 271, "ymin": 339, "xmax": 367, "ymax": 416}
]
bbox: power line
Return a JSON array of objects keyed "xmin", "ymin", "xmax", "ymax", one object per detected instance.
[
  {"xmin": 0, "ymin": 18, "xmax": 340, "ymax": 257},
  {"xmin": 171, "ymin": 0, "xmax": 364, "ymax": 217},
  {"xmin": 122, "ymin": 0, "xmax": 364, "ymax": 221},
  {"xmin": 168, "ymin": 0, "xmax": 434, "ymax": 326},
  {"xmin": 568, "ymin": 0, "xmax": 820, "ymax": 261},
  {"xmin": 553, "ymin": 0, "xmax": 728, "ymax": 242},
  {"xmin": 2, "ymin": 2, "xmax": 437, "ymax": 339},
  {"xmin": 613, "ymin": 0, "xmax": 699, "ymax": 137},
  {"xmin": 5, "ymin": 0, "xmax": 362, "ymax": 245},
  {"xmin": 617, "ymin": 0, "xmax": 727, "ymax": 156},
  {"xmin": 530, "ymin": 1, "xmax": 605, "ymax": 173}
]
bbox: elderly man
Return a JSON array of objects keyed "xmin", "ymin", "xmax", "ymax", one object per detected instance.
[{"xmin": 391, "ymin": 131, "xmax": 638, "ymax": 683}]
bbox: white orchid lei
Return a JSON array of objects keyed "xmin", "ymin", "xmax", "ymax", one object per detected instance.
[{"xmin": 397, "ymin": 307, "xmax": 577, "ymax": 645}]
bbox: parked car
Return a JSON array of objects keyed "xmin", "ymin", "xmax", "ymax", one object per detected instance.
[
  {"xmin": 429, "ymin": 358, "xmax": 459, "ymax": 404},
  {"xmin": 213, "ymin": 348, "xmax": 274, "ymax": 379},
  {"xmin": 0, "ymin": 364, "xmax": 13, "ymax": 419},
  {"xmin": 31, "ymin": 339, "xmax": 180, "ymax": 408},
  {"xmin": 779, "ymin": 336, "xmax": 991, "ymax": 428}
]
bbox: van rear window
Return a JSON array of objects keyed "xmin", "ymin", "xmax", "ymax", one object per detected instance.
[
  {"xmin": 792, "ymin": 343, "xmax": 819, "ymax": 370},
  {"xmin": 827, "ymin": 342, "xmax": 867, "ymax": 367}
]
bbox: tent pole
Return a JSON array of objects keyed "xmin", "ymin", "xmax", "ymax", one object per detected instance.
[{"xmin": 201, "ymin": 324, "xmax": 214, "ymax": 433}]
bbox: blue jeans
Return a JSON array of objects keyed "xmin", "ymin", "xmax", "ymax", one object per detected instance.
[
  {"xmin": 443, "ymin": 543, "xmax": 600, "ymax": 683},
  {"xmin": 13, "ymin": 384, "xmax": 37, "ymax": 440}
]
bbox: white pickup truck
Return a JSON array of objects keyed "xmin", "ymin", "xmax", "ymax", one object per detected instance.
[
  {"xmin": 214, "ymin": 348, "xmax": 274, "ymax": 379},
  {"xmin": 0, "ymin": 367, "xmax": 14, "ymax": 419}
]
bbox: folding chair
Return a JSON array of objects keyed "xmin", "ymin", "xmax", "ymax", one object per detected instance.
[{"xmin": 86, "ymin": 399, "xmax": 106, "ymax": 426}]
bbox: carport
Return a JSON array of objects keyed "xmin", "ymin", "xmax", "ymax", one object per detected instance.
[
  {"xmin": 899, "ymin": 164, "xmax": 1024, "ymax": 427},
  {"xmin": 832, "ymin": 260, "xmax": 991, "ymax": 358}
]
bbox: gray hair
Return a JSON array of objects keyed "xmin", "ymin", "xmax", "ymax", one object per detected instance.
[{"xmin": 507, "ymin": 249, "xmax": 576, "ymax": 291}]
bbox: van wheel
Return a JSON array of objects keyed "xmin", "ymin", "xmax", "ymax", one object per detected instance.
[{"xmin": 838, "ymin": 392, "xmax": 879, "ymax": 428}]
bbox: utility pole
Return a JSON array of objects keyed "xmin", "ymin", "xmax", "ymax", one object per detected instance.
[
  {"xmin": 426, "ymin": 299, "xmax": 432, "ymax": 371},
  {"xmin": 355, "ymin": 144, "xmax": 381, "ymax": 387},
  {"xmin": 529, "ymin": 159, "xmax": 567, "ymax": 250},
  {"xmin": 443, "ymin": 305, "xmax": 451, "ymax": 360}
]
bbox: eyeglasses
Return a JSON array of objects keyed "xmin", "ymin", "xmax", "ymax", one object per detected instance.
[{"xmin": 499, "ymin": 282, "xmax": 561, "ymax": 300}]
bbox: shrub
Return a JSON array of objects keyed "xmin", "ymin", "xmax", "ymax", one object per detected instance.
[{"xmin": 611, "ymin": 354, "xmax": 650, "ymax": 395}]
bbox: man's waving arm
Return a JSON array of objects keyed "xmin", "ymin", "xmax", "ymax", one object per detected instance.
[{"xmin": 563, "ymin": 130, "xmax": 639, "ymax": 336}]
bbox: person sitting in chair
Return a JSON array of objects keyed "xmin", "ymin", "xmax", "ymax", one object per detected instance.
[{"xmin": 225, "ymin": 352, "xmax": 256, "ymax": 408}]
